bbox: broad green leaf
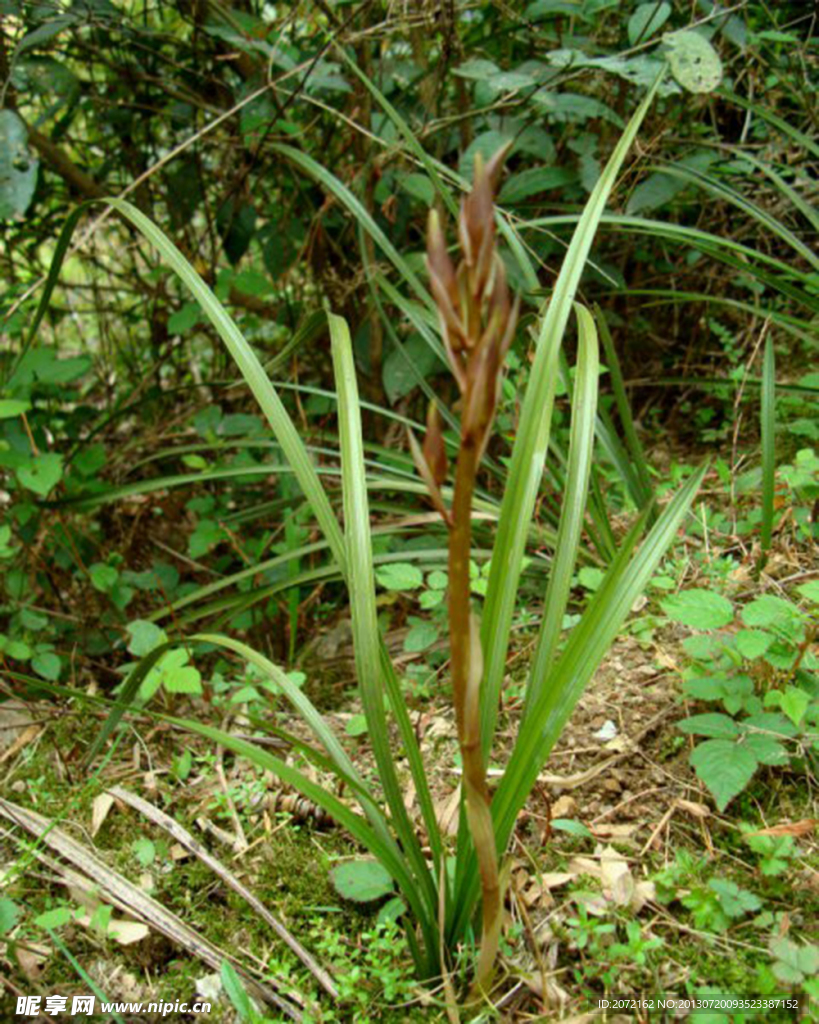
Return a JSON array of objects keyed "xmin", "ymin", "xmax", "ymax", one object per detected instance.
[
  {"xmin": 533, "ymin": 91, "xmax": 624, "ymax": 127},
  {"xmin": 661, "ymin": 589, "xmax": 734, "ymax": 629},
  {"xmin": 132, "ymin": 837, "xmax": 156, "ymax": 867},
  {"xmin": 735, "ymin": 629, "xmax": 773, "ymax": 659},
  {"xmin": 550, "ymin": 819, "xmax": 592, "ymax": 838},
  {"xmin": 221, "ymin": 961, "xmax": 253, "ymax": 1019},
  {"xmin": 399, "ymin": 173, "xmax": 435, "ymax": 205},
  {"xmin": 12, "ymin": 15, "xmax": 76, "ymax": 56},
  {"xmin": 330, "ymin": 859, "xmax": 394, "ymax": 903},
  {"xmin": 163, "ymin": 658, "xmax": 202, "ymax": 695},
  {"xmin": 0, "ymin": 897, "xmax": 19, "ymax": 935},
  {"xmin": 678, "ymin": 713, "xmax": 741, "ymax": 738},
  {"xmin": 766, "ymin": 686, "xmax": 810, "ymax": 727},
  {"xmin": 0, "ymin": 110, "xmax": 38, "ymax": 219},
  {"xmin": 664, "ymin": 30, "xmax": 723, "ymax": 93},
  {"xmin": 31, "ymin": 651, "xmax": 61, "ymax": 680},
  {"xmin": 770, "ymin": 938, "xmax": 819, "ymax": 984},
  {"xmin": 626, "ymin": 151, "xmax": 718, "ymax": 215},
  {"xmin": 126, "ymin": 620, "xmax": 167, "ymax": 656},
  {"xmin": 683, "ymin": 676, "xmax": 728, "ymax": 702},
  {"xmin": 382, "ymin": 334, "xmax": 444, "ymax": 403},
  {"xmin": 741, "ymin": 595, "xmax": 797, "ymax": 629},
  {"xmin": 16, "ymin": 453, "xmax": 63, "ymax": 496},
  {"xmin": 403, "ymin": 619, "xmax": 439, "ymax": 653},
  {"xmin": 689, "ymin": 739, "xmax": 757, "ymax": 810},
  {"xmin": 499, "ymin": 167, "xmax": 577, "ymax": 203},
  {"xmin": 167, "ymin": 303, "xmax": 201, "ymax": 334},
  {"xmin": 72, "ymin": 444, "xmax": 106, "ymax": 478},
  {"xmin": 0, "ymin": 399, "xmax": 30, "ymax": 418},
  {"xmin": 89, "ymin": 563, "xmax": 118, "ymax": 592},
  {"xmin": 578, "ymin": 567, "xmax": 605, "ymax": 591},
  {"xmin": 35, "ymin": 906, "xmax": 74, "ymax": 930},
  {"xmin": 375, "ymin": 563, "xmax": 424, "ymax": 591},
  {"xmin": 628, "ymin": 2, "xmax": 671, "ymax": 45},
  {"xmin": 742, "ymin": 733, "xmax": 788, "ymax": 766},
  {"xmin": 744, "ymin": 711, "xmax": 798, "ymax": 738},
  {"xmin": 345, "ymin": 714, "xmax": 368, "ymax": 738}
]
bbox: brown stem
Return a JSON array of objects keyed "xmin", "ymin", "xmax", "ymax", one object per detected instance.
[
  {"xmin": 448, "ymin": 439, "xmax": 477, "ymax": 733},
  {"xmin": 448, "ymin": 435, "xmax": 501, "ymax": 992}
]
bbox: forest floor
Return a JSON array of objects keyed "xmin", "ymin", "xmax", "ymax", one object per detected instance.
[{"xmin": 1, "ymin": 471, "xmax": 818, "ymax": 1024}]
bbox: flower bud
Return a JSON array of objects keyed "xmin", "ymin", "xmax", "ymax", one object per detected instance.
[
  {"xmin": 426, "ymin": 145, "xmax": 518, "ymax": 456},
  {"xmin": 422, "ymin": 401, "xmax": 448, "ymax": 488}
]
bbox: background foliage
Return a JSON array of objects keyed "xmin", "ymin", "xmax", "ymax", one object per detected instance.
[{"xmin": 0, "ymin": 0, "xmax": 817, "ymax": 1019}]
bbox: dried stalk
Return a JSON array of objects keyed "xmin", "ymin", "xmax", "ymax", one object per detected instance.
[{"xmin": 412, "ymin": 148, "xmax": 518, "ymax": 991}]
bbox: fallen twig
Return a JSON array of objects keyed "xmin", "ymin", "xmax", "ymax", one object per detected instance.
[
  {"xmin": 0, "ymin": 797, "xmax": 305, "ymax": 1019},
  {"xmin": 106, "ymin": 785, "xmax": 339, "ymax": 999}
]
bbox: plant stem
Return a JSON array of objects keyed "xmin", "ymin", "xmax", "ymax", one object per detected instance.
[{"xmin": 448, "ymin": 434, "xmax": 501, "ymax": 991}]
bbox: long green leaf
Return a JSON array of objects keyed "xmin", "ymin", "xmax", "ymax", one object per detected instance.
[
  {"xmin": 656, "ymin": 166, "xmax": 819, "ymax": 273},
  {"xmin": 477, "ymin": 74, "xmax": 664, "ymax": 762},
  {"xmin": 193, "ymin": 634, "xmax": 387, "ymax": 825},
  {"xmin": 269, "ymin": 146, "xmax": 431, "ymax": 308},
  {"xmin": 169, "ymin": 715, "xmax": 433, "ymax": 955},
  {"xmin": 333, "ymin": 44, "xmax": 459, "ymax": 219},
  {"xmin": 719, "ymin": 89, "xmax": 819, "ymax": 159},
  {"xmin": 329, "ymin": 312, "xmax": 439, "ymax": 956},
  {"xmin": 760, "ymin": 335, "xmax": 776, "ymax": 557},
  {"xmin": 452, "ymin": 465, "xmax": 705, "ymax": 939},
  {"xmin": 595, "ymin": 306, "xmax": 655, "ymax": 513},
  {"xmin": 4, "ymin": 203, "xmax": 90, "ymax": 385},
  {"xmin": 55, "ymin": 203, "xmax": 443, "ymax": 867},
  {"xmin": 525, "ymin": 305, "xmax": 599, "ymax": 709},
  {"xmin": 522, "ymin": 213, "xmax": 814, "ymax": 287},
  {"xmin": 105, "ymin": 200, "xmax": 347, "ymax": 569}
]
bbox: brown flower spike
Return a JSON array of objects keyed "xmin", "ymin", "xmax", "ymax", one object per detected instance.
[
  {"xmin": 416, "ymin": 149, "xmax": 519, "ymax": 993},
  {"xmin": 425, "ymin": 147, "xmax": 519, "ymax": 461}
]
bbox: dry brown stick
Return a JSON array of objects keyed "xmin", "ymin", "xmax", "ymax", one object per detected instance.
[
  {"xmin": 0, "ymin": 798, "xmax": 304, "ymax": 1019},
  {"xmin": 106, "ymin": 785, "xmax": 339, "ymax": 999}
]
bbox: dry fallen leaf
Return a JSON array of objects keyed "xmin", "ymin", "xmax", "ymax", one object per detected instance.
[
  {"xmin": 592, "ymin": 823, "xmax": 638, "ymax": 842},
  {"xmin": 568, "ymin": 856, "xmax": 601, "ymax": 879},
  {"xmin": 75, "ymin": 912, "xmax": 150, "ymax": 946},
  {"xmin": 748, "ymin": 819, "xmax": 817, "ymax": 838},
  {"xmin": 16, "ymin": 944, "xmax": 49, "ymax": 981},
  {"xmin": 91, "ymin": 793, "xmax": 115, "ymax": 837},
  {"xmin": 435, "ymin": 785, "xmax": 461, "ymax": 837},
  {"xmin": 601, "ymin": 847, "xmax": 634, "ymax": 908},
  {"xmin": 540, "ymin": 872, "xmax": 576, "ymax": 890},
  {"xmin": 570, "ymin": 846, "xmax": 655, "ymax": 913},
  {"xmin": 551, "ymin": 795, "xmax": 577, "ymax": 819},
  {"xmin": 677, "ymin": 799, "xmax": 710, "ymax": 819}
]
